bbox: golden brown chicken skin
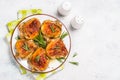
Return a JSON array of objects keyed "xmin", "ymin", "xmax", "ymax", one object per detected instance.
[
  {"xmin": 29, "ymin": 47, "xmax": 49, "ymax": 71},
  {"xmin": 41, "ymin": 20, "xmax": 62, "ymax": 38},
  {"xmin": 15, "ymin": 39, "xmax": 37, "ymax": 59},
  {"xmin": 19, "ymin": 18, "xmax": 41, "ymax": 39},
  {"xmin": 46, "ymin": 39, "xmax": 68, "ymax": 59}
]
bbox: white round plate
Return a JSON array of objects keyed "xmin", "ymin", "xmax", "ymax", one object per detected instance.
[{"xmin": 10, "ymin": 14, "xmax": 71, "ymax": 73}]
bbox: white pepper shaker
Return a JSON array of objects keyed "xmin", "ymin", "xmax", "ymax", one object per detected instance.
[
  {"xmin": 71, "ymin": 16, "xmax": 84, "ymax": 29},
  {"xmin": 57, "ymin": 1, "xmax": 72, "ymax": 16}
]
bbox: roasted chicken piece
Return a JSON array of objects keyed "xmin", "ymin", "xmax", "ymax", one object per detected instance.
[
  {"xmin": 18, "ymin": 23, "xmax": 24, "ymax": 39},
  {"xmin": 46, "ymin": 39, "xmax": 68, "ymax": 59},
  {"xmin": 18, "ymin": 18, "xmax": 41, "ymax": 39},
  {"xmin": 15, "ymin": 39, "xmax": 37, "ymax": 59},
  {"xmin": 41, "ymin": 20, "xmax": 62, "ymax": 38},
  {"xmin": 28, "ymin": 47, "xmax": 49, "ymax": 71}
]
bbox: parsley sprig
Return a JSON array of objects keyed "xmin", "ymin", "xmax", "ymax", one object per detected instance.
[
  {"xmin": 50, "ymin": 25, "xmax": 55, "ymax": 33},
  {"xmin": 34, "ymin": 32, "xmax": 46, "ymax": 48},
  {"xmin": 35, "ymin": 55, "xmax": 40, "ymax": 62},
  {"xmin": 56, "ymin": 57, "xmax": 65, "ymax": 63},
  {"xmin": 60, "ymin": 32, "xmax": 68, "ymax": 39},
  {"xmin": 73, "ymin": 53, "xmax": 78, "ymax": 57},
  {"xmin": 22, "ymin": 42, "xmax": 29, "ymax": 51},
  {"xmin": 69, "ymin": 61, "xmax": 79, "ymax": 66}
]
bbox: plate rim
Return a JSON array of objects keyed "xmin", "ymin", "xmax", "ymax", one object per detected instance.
[{"xmin": 10, "ymin": 14, "xmax": 71, "ymax": 73}]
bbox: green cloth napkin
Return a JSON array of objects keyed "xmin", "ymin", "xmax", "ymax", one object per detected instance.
[{"xmin": 6, "ymin": 9, "xmax": 64, "ymax": 80}]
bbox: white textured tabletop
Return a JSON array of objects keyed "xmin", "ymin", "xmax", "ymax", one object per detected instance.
[{"xmin": 0, "ymin": 0, "xmax": 120, "ymax": 80}]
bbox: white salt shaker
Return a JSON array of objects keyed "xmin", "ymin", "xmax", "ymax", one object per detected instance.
[
  {"xmin": 71, "ymin": 16, "xmax": 84, "ymax": 29},
  {"xmin": 57, "ymin": 1, "xmax": 72, "ymax": 16}
]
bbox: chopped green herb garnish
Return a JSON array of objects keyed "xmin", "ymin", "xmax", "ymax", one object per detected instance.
[
  {"xmin": 34, "ymin": 32, "xmax": 46, "ymax": 48},
  {"xmin": 60, "ymin": 32, "xmax": 68, "ymax": 39},
  {"xmin": 50, "ymin": 25, "xmax": 55, "ymax": 32},
  {"xmin": 69, "ymin": 61, "xmax": 79, "ymax": 66},
  {"xmin": 22, "ymin": 42, "xmax": 29, "ymax": 51},
  {"xmin": 73, "ymin": 53, "xmax": 78, "ymax": 57},
  {"xmin": 35, "ymin": 55, "xmax": 40, "ymax": 62},
  {"xmin": 15, "ymin": 36, "xmax": 20, "ymax": 40},
  {"xmin": 56, "ymin": 57, "xmax": 65, "ymax": 63},
  {"xmin": 53, "ymin": 45, "xmax": 60, "ymax": 49}
]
